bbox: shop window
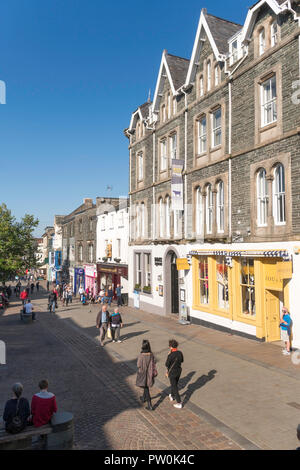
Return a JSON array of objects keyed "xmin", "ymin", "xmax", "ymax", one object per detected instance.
[
  {"xmin": 240, "ymin": 259, "xmax": 256, "ymax": 317},
  {"xmin": 144, "ymin": 253, "xmax": 151, "ymax": 289},
  {"xmin": 216, "ymin": 257, "xmax": 229, "ymax": 310},
  {"xmin": 199, "ymin": 256, "xmax": 209, "ymax": 304},
  {"xmin": 136, "ymin": 253, "xmax": 142, "ymax": 288}
]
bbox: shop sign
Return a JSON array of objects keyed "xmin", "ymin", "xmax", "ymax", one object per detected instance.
[
  {"xmin": 265, "ymin": 264, "xmax": 282, "ymax": 291},
  {"xmin": 155, "ymin": 257, "xmax": 163, "ymax": 266},
  {"xmin": 176, "ymin": 258, "xmax": 190, "ymax": 271},
  {"xmin": 84, "ymin": 265, "xmax": 97, "ymax": 278},
  {"xmin": 277, "ymin": 261, "xmax": 293, "ymax": 279}
]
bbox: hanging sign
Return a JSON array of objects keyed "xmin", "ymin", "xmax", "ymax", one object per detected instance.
[
  {"xmin": 277, "ymin": 261, "xmax": 293, "ymax": 279},
  {"xmin": 264, "ymin": 264, "xmax": 283, "ymax": 291},
  {"xmin": 171, "ymin": 159, "xmax": 184, "ymax": 211},
  {"xmin": 176, "ymin": 258, "xmax": 190, "ymax": 271}
]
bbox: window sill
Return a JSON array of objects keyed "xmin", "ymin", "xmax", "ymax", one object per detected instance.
[
  {"xmin": 259, "ymin": 121, "xmax": 277, "ymax": 133},
  {"xmin": 210, "ymin": 145, "xmax": 222, "ymax": 153}
]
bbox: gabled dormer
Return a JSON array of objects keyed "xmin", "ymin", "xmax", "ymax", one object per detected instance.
[
  {"xmin": 151, "ymin": 49, "xmax": 189, "ymax": 122},
  {"xmin": 185, "ymin": 8, "xmax": 242, "ymax": 88}
]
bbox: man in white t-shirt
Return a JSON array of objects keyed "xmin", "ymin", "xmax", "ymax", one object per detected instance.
[
  {"xmin": 24, "ymin": 299, "xmax": 36, "ymax": 321},
  {"xmin": 78, "ymin": 286, "xmax": 84, "ymax": 302}
]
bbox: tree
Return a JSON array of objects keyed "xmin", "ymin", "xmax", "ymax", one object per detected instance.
[{"xmin": 0, "ymin": 204, "xmax": 39, "ymax": 282}]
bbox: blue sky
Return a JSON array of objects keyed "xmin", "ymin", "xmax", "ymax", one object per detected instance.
[{"xmin": 0, "ymin": 0, "xmax": 250, "ymax": 236}]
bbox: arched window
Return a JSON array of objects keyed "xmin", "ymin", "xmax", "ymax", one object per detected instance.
[
  {"xmin": 257, "ymin": 169, "xmax": 268, "ymax": 226},
  {"xmin": 259, "ymin": 28, "xmax": 265, "ymax": 55},
  {"xmin": 217, "ymin": 181, "xmax": 225, "ymax": 233},
  {"xmin": 207, "ymin": 60, "xmax": 211, "ymax": 91},
  {"xmin": 141, "ymin": 202, "xmax": 145, "ymax": 238},
  {"xmin": 199, "ymin": 75, "xmax": 204, "ymax": 97},
  {"xmin": 159, "ymin": 198, "xmax": 165, "ymax": 238},
  {"xmin": 271, "ymin": 20, "xmax": 278, "ymax": 47},
  {"xmin": 78, "ymin": 244, "xmax": 83, "ymax": 262},
  {"xmin": 206, "ymin": 184, "xmax": 213, "ymax": 234},
  {"xmin": 165, "ymin": 196, "xmax": 171, "ymax": 238},
  {"xmin": 214, "ymin": 65, "xmax": 219, "ymax": 87},
  {"xmin": 89, "ymin": 244, "xmax": 93, "ymax": 263},
  {"xmin": 196, "ymin": 187, "xmax": 203, "ymax": 236},
  {"xmin": 273, "ymin": 164, "xmax": 286, "ymax": 224}
]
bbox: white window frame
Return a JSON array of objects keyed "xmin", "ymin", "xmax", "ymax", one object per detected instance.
[
  {"xmin": 170, "ymin": 133, "xmax": 177, "ymax": 162},
  {"xmin": 206, "ymin": 184, "xmax": 213, "ymax": 234},
  {"xmin": 230, "ymin": 39, "xmax": 238, "ymax": 65},
  {"xmin": 160, "ymin": 139, "xmax": 167, "ymax": 171},
  {"xmin": 217, "ymin": 181, "xmax": 225, "ymax": 233},
  {"xmin": 173, "ymin": 97, "xmax": 177, "ymax": 115},
  {"xmin": 136, "ymin": 253, "xmax": 142, "ymax": 287},
  {"xmin": 198, "ymin": 116, "xmax": 207, "ymax": 154},
  {"xmin": 199, "ymin": 75, "xmax": 204, "ymax": 97},
  {"xmin": 259, "ymin": 28, "xmax": 266, "ymax": 55},
  {"xmin": 138, "ymin": 153, "xmax": 144, "ymax": 181},
  {"xmin": 207, "ymin": 60, "xmax": 211, "ymax": 91},
  {"xmin": 261, "ymin": 76, "xmax": 277, "ymax": 127},
  {"xmin": 165, "ymin": 196, "xmax": 171, "ymax": 238},
  {"xmin": 159, "ymin": 198, "xmax": 165, "ymax": 238},
  {"xmin": 212, "ymin": 108, "xmax": 222, "ymax": 148},
  {"xmin": 214, "ymin": 65, "xmax": 219, "ymax": 87},
  {"xmin": 257, "ymin": 169, "xmax": 268, "ymax": 227},
  {"xmin": 196, "ymin": 187, "xmax": 203, "ymax": 236},
  {"xmin": 271, "ymin": 20, "xmax": 278, "ymax": 47},
  {"xmin": 273, "ymin": 164, "xmax": 286, "ymax": 225}
]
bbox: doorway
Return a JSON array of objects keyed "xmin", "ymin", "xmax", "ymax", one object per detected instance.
[
  {"xmin": 170, "ymin": 252, "xmax": 179, "ymax": 314},
  {"xmin": 265, "ymin": 290, "xmax": 281, "ymax": 342}
]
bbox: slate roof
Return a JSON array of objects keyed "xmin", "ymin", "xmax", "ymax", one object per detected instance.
[
  {"xmin": 139, "ymin": 101, "xmax": 151, "ymax": 119},
  {"xmin": 165, "ymin": 53, "xmax": 190, "ymax": 90},
  {"xmin": 205, "ymin": 13, "xmax": 242, "ymax": 54}
]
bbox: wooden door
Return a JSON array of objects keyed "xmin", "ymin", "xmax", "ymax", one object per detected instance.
[{"xmin": 265, "ymin": 290, "xmax": 281, "ymax": 342}]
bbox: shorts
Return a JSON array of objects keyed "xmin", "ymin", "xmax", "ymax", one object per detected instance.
[{"xmin": 281, "ymin": 329, "xmax": 290, "ymax": 342}]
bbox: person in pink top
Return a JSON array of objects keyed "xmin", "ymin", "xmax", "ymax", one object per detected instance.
[{"xmin": 31, "ymin": 379, "xmax": 57, "ymax": 427}]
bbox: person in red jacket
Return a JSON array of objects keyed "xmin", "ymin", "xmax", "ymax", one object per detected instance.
[
  {"xmin": 30, "ymin": 379, "xmax": 57, "ymax": 427},
  {"xmin": 20, "ymin": 289, "xmax": 28, "ymax": 306}
]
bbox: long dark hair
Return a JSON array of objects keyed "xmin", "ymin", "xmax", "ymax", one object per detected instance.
[{"xmin": 141, "ymin": 339, "xmax": 151, "ymax": 353}]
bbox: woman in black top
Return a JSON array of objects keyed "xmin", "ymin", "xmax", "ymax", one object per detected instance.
[
  {"xmin": 165, "ymin": 339, "xmax": 184, "ymax": 409},
  {"xmin": 3, "ymin": 383, "xmax": 30, "ymax": 433}
]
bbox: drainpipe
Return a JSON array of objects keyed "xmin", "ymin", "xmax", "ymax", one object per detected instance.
[{"xmin": 179, "ymin": 87, "xmax": 188, "ymax": 240}]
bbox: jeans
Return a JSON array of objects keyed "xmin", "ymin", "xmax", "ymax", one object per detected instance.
[
  {"xmin": 169, "ymin": 375, "xmax": 181, "ymax": 403},
  {"xmin": 108, "ymin": 297, "xmax": 113, "ymax": 306},
  {"xmin": 50, "ymin": 301, "xmax": 56, "ymax": 313}
]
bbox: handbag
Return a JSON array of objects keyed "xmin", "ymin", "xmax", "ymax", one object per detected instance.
[
  {"xmin": 107, "ymin": 327, "xmax": 112, "ymax": 339},
  {"xmin": 165, "ymin": 358, "xmax": 178, "ymax": 378},
  {"xmin": 6, "ymin": 399, "xmax": 25, "ymax": 434}
]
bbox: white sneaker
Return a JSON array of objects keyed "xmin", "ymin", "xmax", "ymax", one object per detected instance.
[
  {"xmin": 117, "ymin": 340, "xmax": 122, "ymax": 343},
  {"xmin": 112, "ymin": 340, "xmax": 116, "ymax": 343},
  {"xmin": 169, "ymin": 394, "xmax": 174, "ymax": 402},
  {"xmin": 173, "ymin": 403, "xmax": 183, "ymax": 409},
  {"xmin": 282, "ymin": 350, "xmax": 290, "ymax": 355}
]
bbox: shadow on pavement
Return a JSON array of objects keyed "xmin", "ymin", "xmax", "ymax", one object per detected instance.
[{"xmin": 182, "ymin": 369, "xmax": 217, "ymax": 406}]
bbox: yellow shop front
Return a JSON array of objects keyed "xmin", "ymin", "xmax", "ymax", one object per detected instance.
[{"xmin": 191, "ymin": 249, "xmax": 292, "ymax": 342}]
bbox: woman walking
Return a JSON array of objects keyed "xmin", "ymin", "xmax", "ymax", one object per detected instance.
[
  {"xmin": 110, "ymin": 307, "xmax": 123, "ymax": 343},
  {"xmin": 136, "ymin": 340, "xmax": 157, "ymax": 411},
  {"xmin": 165, "ymin": 339, "xmax": 184, "ymax": 409}
]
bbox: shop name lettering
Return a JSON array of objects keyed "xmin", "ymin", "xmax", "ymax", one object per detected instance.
[{"xmin": 265, "ymin": 275, "xmax": 280, "ymax": 283}]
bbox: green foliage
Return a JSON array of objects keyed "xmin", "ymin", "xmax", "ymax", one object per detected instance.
[{"xmin": 0, "ymin": 203, "xmax": 39, "ymax": 282}]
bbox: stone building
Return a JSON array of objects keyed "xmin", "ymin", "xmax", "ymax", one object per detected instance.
[
  {"xmin": 96, "ymin": 197, "xmax": 129, "ymax": 299},
  {"xmin": 60, "ymin": 198, "xmax": 97, "ymax": 293},
  {"xmin": 125, "ymin": 1, "xmax": 300, "ymax": 346}
]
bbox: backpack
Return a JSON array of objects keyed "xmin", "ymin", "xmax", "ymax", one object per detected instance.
[{"xmin": 6, "ymin": 399, "xmax": 25, "ymax": 434}]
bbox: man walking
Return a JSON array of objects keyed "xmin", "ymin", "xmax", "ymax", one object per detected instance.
[
  {"xmin": 116, "ymin": 284, "xmax": 123, "ymax": 307},
  {"xmin": 48, "ymin": 290, "xmax": 57, "ymax": 314},
  {"xmin": 96, "ymin": 305, "xmax": 110, "ymax": 347}
]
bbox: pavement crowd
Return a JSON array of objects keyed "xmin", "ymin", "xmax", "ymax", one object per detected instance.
[{"xmin": 0, "ymin": 281, "xmax": 300, "ymax": 450}]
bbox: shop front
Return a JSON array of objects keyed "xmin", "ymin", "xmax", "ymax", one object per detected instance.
[
  {"xmin": 74, "ymin": 267, "xmax": 85, "ymax": 294},
  {"xmin": 191, "ymin": 249, "xmax": 292, "ymax": 342},
  {"xmin": 84, "ymin": 264, "xmax": 97, "ymax": 296},
  {"xmin": 97, "ymin": 263, "xmax": 128, "ymax": 299}
]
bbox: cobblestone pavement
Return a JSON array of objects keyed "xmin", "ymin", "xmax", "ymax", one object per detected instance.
[
  {"xmin": 24, "ymin": 285, "xmax": 300, "ymax": 450},
  {"xmin": 0, "ymin": 287, "xmax": 247, "ymax": 451}
]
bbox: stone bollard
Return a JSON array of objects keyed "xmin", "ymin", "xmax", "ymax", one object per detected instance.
[{"xmin": 46, "ymin": 412, "xmax": 74, "ymax": 450}]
